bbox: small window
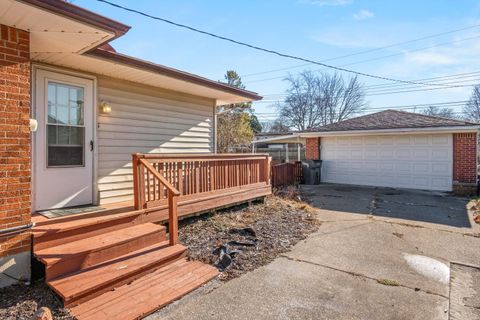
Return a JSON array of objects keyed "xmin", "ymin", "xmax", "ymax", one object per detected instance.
[{"xmin": 47, "ymin": 82, "xmax": 85, "ymax": 167}]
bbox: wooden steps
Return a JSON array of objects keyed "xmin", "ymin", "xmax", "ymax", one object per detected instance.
[
  {"xmin": 36, "ymin": 223, "xmax": 166, "ymax": 280},
  {"xmin": 69, "ymin": 258, "xmax": 219, "ymax": 320},
  {"xmin": 32, "ymin": 209, "xmax": 145, "ymax": 251},
  {"xmin": 50, "ymin": 242, "xmax": 187, "ymax": 307},
  {"xmin": 33, "ymin": 209, "xmax": 219, "ymax": 320}
]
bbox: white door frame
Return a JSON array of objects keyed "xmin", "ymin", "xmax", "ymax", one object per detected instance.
[{"xmin": 31, "ymin": 64, "xmax": 98, "ymax": 212}]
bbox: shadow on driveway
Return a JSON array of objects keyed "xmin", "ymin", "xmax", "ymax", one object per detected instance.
[{"xmin": 301, "ymin": 184, "xmax": 472, "ymax": 228}]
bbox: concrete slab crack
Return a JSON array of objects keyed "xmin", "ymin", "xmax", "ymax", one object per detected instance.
[
  {"xmin": 310, "ymin": 221, "xmax": 372, "ymax": 239},
  {"xmin": 368, "ymin": 190, "xmax": 379, "ymax": 215},
  {"xmin": 375, "ymin": 218, "xmax": 480, "ymax": 238},
  {"xmin": 280, "ymin": 255, "xmax": 448, "ymax": 299}
]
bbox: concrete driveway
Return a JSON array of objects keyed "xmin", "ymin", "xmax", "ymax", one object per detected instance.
[{"xmin": 151, "ymin": 185, "xmax": 480, "ymax": 320}]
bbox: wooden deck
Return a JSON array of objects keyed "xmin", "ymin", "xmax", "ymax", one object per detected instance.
[{"xmin": 32, "ymin": 153, "xmax": 272, "ymax": 320}]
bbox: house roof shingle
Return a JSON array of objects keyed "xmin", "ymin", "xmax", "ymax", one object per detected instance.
[{"xmin": 306, "ymin": 110, "xmax": 477, "ymax": 132}]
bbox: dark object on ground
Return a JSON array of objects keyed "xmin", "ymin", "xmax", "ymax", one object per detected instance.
[
  {"xmin": 213, "ymin": 237, "xmax": 257, "ymax": 271},
  {"xmin": 229, "ymin": 227, "xmax": 257, "ymax": 238},
  {"xmin": 180, "ymin": 195, "xmax": 320, "ymax": 280},
  {"xmin": 0, "ymin": 282, "xmax": 74, "ymax": 320},
  {"xmin": 33, "ymin": 306, "xmax": 53, "ymax": 320},
  {"xmin": 213, "ymin": 245, "xmax": 239, "ymax": 271}
]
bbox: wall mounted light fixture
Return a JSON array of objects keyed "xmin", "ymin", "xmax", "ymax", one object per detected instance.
[
  {"xmin": 99, "ymin": 101, "xmax": 112, "ymax": 114},
  {"xmin": 29, "ymin": 119, "xmax": 38, "ymax": 132}
]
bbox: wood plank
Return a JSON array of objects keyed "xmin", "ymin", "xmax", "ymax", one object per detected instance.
[
  {"xmin": 70, "ymin": 258, "xmax": 218, "ymax": 320},
  {"xmin": 144, "ymin": 185, "xmax": 271, "ymax": 223},
  {"xmin": 49, "ymin": 242, "xmax": 187, "ymax": 306},
  {"xmin": 37, "ymin": 223, "xmax": 167, "ymax": 280},
  {"xmin": 168, "ymin": 192, "xmax": 178, "ymax": 246}
]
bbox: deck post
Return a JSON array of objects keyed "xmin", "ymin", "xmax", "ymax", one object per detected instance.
[
  {"xmin": 266, "ymin": 156, "xmax": 272, "ymax": 185},
  {"xmin": 168, "ymin": 191, "xmax": 179, "ymax": 245},
  {"xmin": 132, "ymin": 154, "xmax": 141, "ymax": 210}
]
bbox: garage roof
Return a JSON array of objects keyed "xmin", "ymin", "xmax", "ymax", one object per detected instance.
[
  {"xmin": 253, "ymin": 110, "xmax": 479, "ymax": 144},
  {"xmin": 304, "ymin": 110, "xmax": 477, "ymax": 132}
]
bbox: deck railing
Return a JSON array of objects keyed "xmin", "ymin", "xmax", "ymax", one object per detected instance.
[
  {"xmin": 133, "ymin": 155, "xmax": 181, "ymax": 245},
  {"xmin": 132, "ymin": 153, "xmax": 272, "ymax": 243}
]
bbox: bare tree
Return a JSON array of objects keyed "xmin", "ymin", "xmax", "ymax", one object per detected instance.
[
  {"xmin": 277, "ymin": 71, "xmax": 367, "ymax": 131},
  {"xmin": 464, "ymin": 84, "xmax": 480, "ymax": 122},
  {"xmin": 261, "ymin": 120, "xmax": 290, "ymax": 133},
  {"xmin": 421, "ymin": 106, "xmax": 456, "ymax": 119}
]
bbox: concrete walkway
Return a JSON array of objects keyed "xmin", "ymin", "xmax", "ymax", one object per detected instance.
[{"xmin": 151, "ymin": 185, "xmax": 480, "ymax": 320}]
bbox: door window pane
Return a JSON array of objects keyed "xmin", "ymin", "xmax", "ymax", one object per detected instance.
[
  {"xmin": 47, "ymin": 82, "xmax": 86, "ymax": 167},
  {"xmin": 47, "ymin": 84, "xmax": 56, "ymax": 123},
  {"xmin": 47, "ymin": 125, "xmax": 57, "ymax": 145},
  {"xmin": 70, "ymin": 127, "xmax": 84, "ymax": 146},
  {"xmin": 56, "ymin": 86, "xmax": 69, "ymax": 107},
  {"xmin": 57, "ymin": 126, "xmax": 70, "ymax": 145},
  {"xmin": 56, "ymin": 105, "xmax": 69, "ymax": 125},
  {"xmin": 48, "ymin": 147, "xmax": 83, "ymax": 166}
]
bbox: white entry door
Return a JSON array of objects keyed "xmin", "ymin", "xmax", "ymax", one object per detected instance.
[
  {"xmin": 34, "ymin": 69, "xmax": 94, "ymax": 211},
  {"xmin": 321, "ymin": 134, "xmax": 453, "ymax": 191}
]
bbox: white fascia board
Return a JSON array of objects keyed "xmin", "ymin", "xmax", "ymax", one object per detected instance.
[
  {"xmin": 252, "ymin": 134, "xmax": 301, "ymax": 144},
  {"xmin": 298, "ymin": 126, "xmax": 480, "ymax": 137}
]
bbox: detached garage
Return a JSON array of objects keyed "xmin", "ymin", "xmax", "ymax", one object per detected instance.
[{"xmin": 253, "ymin": 110, "xmax": 479, "ymax": 194}]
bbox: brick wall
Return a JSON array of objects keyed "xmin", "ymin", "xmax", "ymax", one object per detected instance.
[
  {"xmin": 453, "ymin": 132, "xmax": 477, "ymax": 186},
  {"xmin": 305, "ymin": 137, "xmax": 320, "ymax": 160},
  {"xmin": 0, "ymin": 24, "xmax": 31, "ymax": 258}
]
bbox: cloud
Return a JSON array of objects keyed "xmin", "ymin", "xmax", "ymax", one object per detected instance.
[
  {"xmin": 299, "ymin": 0, "xmax": 353, "ymax": 7},
  {"xmin": 404, "ymin": 51, "xmax": 457, "ymax": 66},
  {"xmin": 353, "ymin": 9, "xmax": 374, "ymax": 20}
]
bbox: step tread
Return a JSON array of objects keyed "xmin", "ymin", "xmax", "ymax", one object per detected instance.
[
  {"xmin": 49, "ymin": 242, "xmax": 186, "ymax": 301},
  {"xmin": 70, "ymin": 258, "xmax": 219, "ymax": 320},
  {"xmin": 35, "ymin": 223, "xmax": 165, "ymax": 264},
  {"xmin": 33, "ymin": 209, "xmax": 143, "ymax": 239}
]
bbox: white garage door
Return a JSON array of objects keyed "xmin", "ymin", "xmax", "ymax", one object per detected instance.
[{"xmin": 321, "ymin": 134, "xmax": 453, "ymax": 191}]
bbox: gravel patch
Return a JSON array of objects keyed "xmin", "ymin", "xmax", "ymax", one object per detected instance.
[
  {"xmin": 0, "ymin": 282, "xmax": 74, "ymax": 320},
  {"xmin": 179, "ymin": 194, "xmax": 320, "ymax": 280}
]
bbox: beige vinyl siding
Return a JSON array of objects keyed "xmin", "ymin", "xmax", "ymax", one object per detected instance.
[{"xmin": 97, "ymin": 77, "xmax": 215, "ymax": 204}]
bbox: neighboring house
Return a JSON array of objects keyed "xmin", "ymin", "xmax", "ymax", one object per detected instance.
[
  {"xmin": 254, "ymin": 110, "xmax": 479, "ymax": 193},
  {"xmin": 0, "ymin": 1, "xmax": 269, "ymax": 317}
]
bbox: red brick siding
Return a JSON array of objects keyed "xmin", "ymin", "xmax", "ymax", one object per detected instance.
[
  {"xmin": 0, "ymin": 24, "xmax": 31, "ymax": 258},
  {"xmin": 305, "ymin": 137, "xmax": 320, "ymax": 160},
  {"xmin": 453, "ymin": 132, "xmax": 477, "ymax": 184}
]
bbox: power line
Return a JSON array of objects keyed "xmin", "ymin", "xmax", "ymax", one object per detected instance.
[
  {"xmin": 256, "ymin": 83, "xmax": 474, "ymax": 103},
  {"xmin": 366, "ymin": 80, "xmax": 478, "ymax": 95},
  {"xmin": 261, "ymin": 71, "xmax": 480, "ymax": 98},
  {"xmin": 96, "ymin": 0, "xmax": 467, "ymax": 89},
  {"xmin": 241, "ymin": 23, "xmax": 480, "ymax": 78},
  {"xmin": 363, "ymin": 71, "xmax": 480, "ymax": 89},
  {"xmin": 244, "ymin": 35, "xmax": 480, "ymax": 85},
  {"xmin": 254, "ymin": 100, "xmax": 470, "ymax": 111},
  {"xmin": 259, "ymin": 72, "xmax": 480, "ymax": 99}
]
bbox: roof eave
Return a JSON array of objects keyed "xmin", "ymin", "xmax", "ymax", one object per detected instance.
[
  {"xmin": 19, "ymin": 0, "xmax": 131, "ymax": 37},
  {"xmin": 253, "ymin": 134, "xmax": 303, "ymax": 144},
  {"xmin": 88, "ymin": 48, "xmax": 263, "ymax": 102},
  {"xmin": 298, "ymin": 126, "xmax": 480, "ymax": 137}
]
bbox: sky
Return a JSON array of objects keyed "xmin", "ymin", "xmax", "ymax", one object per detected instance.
[{"xmin": 74, "ymin": 0, "xmax": 480, "ymax": 124}]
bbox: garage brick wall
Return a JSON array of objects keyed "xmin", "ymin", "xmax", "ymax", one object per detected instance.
[
  {"xmin": 0, "ymin": 24, "xmax": 31, "ymax": 258},
  {"xmin": 305, "ymin": 137, "xmax": 320, "ymax": 160},
  {"xmin": 453, "ymin": 132, "xmax": 477, "ymax": 185}
]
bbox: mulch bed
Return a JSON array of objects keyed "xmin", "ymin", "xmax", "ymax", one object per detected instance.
[
  {"xmin": 180, "ymin": 190, "xmax": 320, "ymax": 280},
  {"xmin": 0, "ymin": 282, "xmax": 74, "ymax": 320}
]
